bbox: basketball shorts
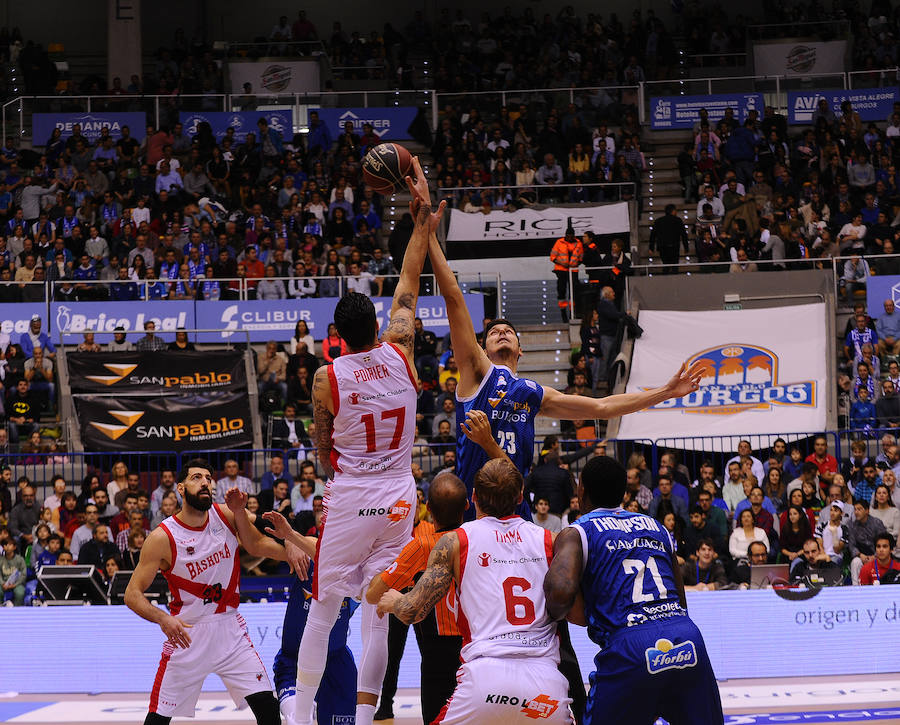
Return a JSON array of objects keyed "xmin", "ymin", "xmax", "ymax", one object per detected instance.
[
  {"xmin": 433, "ymin": 656, "xmax": 573, "ymax": 725},
  {"xmin": 585, "ymin": 617, "xmax": 723, "ymax": 725},
  {"xmin": 149, "ymin": 611, "xmax": 272, "ymax": 717},
  {"xmin": 313, "ymin": 472, "xmax": 416, "ymax": 600}
]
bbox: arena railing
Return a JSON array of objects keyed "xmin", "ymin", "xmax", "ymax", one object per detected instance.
[
  {"xmin": 438, "ymin": 181, "xmax": 638, "ymax": 207},
  {"xmin": 847, "ymin": 68, "xmax": 900, "ymax": 89},
  {"xmin": 10, "ymin": 429, "xmax": 870, "ymax": 505},
  {"xmin": 745, "ymin": 19, "xmax": 851, "ymax": 40}
]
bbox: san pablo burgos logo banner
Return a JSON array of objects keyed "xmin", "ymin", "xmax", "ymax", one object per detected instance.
[{"xmin": 647, "ymin": 344, "xmax": 816, "ymax": 415}]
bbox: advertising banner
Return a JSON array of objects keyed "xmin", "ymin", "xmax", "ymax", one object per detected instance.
[
  {"xmin": 32, "ymin": 112, "xmax": 147, "ymax": 144},
  {"xmin": 67, "ymin": 350, "xmax": 245, "ymax": 394},
  {"xmin": 2, "ymin": 587, "xmax": 899, "ymax": 694},
  {"xmin": 865, "ymin": 274, "xmax": 900, "ymax": 320},
  {"xmin": 314, "ymin": 107, "xmax": 418, "ymax": 141},
  {"xmin": 50, "ymin": 296, "xmax": 484, "ymax": 343},
  {"xmin": 446, "ymin": 203, "xmax": 630, "ymax": 242},
  {"xmin": 179, "ymin": 110, "xmax": 293, "ymax": 142},
  {"xmin": 76, "ymin": 392, "xmax": 252, "ymax": 451},
  {"xmin": 51, "ymin": 301, "xmax": 193, "ymax": 344},
  {"xmin": 616, "ymin": 305, "xmax": 827, "ymax": 442},
  {"xmin": 753, "ymin": 40, "xmax": 847, "ymax": 76},
  {"xmin": 194, "ymin": 295, "xmax": 484, "ymax": 341},
  {"xmin": 0, "ymin": 302, "xmax": 50, "ymax": 338},
  {"xmin": 228, "ymin": 60, "xmax": 319, "ymax": 94},
  {"xmin": 789, "ymin": 88, "xmax": 900, "ymax": 124},
  {"xmin": 650, "ymin": 93, "xmax": 764, "ymax": 129}
]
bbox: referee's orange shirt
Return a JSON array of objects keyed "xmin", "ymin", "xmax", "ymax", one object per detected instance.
[{"xmin": 380, "ymin": 520, "xmax": 460, "ymax": 636}]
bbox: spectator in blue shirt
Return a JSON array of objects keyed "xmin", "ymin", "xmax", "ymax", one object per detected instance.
[
  {"xmin": 259, "ymin": 454, "xmax": 294, "ymax": 491},
  {"xmin": 257, "ymin": 117, "xmax": 285, "ymax": 160},
  {"xmin": 110, "ymin": 266, "xmax": 140, "ymax": 301},
  {"xmin": 353, "ymin": 199, "xmax": 382, "ymax": 234},
  {"xmin": 19, "ymin": 316, "xmax": 56, "ymax": 359},
  {"xmin": 846, "ymin": 313, "xmax": 878, "ymax": 363},
  {"xmin": 876, "ymin": 299, "xmax": 900, "ymax": 357},
  {"xmin": 851, "ymin": 387, "xmax": 878, "ymax": 430},
  {"xmin": 306, "ymin": 110, "xmax": 332, "ymax": 155}
]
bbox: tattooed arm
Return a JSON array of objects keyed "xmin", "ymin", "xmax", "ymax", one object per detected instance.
[
  {"xmin": 377, "ymin": 531, "xmax": 459, "ymax": 625},
  {"xmin": 544, "ymin": 526, "xmax": 585, "ymax": 623},
  {"xmin": 312, "ymin": 365, "xmax": 336, "ymax": 480},
  {"xmin": 382, "ymin": 156, "xmax": 445, "ymax": 360}
]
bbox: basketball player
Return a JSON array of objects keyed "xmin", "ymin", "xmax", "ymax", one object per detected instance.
[
  {"xmin": 366, "ymin": 467, "xmax": 470, "ymax": 723},
  {"xmin": 544, "ymin": 456, "xmax": 724, "ymax": 725},
  {"xmin": 415, "ymin": 183, "xmax": 704, "ymax": 513},
  {"xmin": 289, "ymin": 157, "xmax": 447, "ymax": 725},
  {"xmin": 376, "ymin": 457, "xmax": 574, "ymax": 725},
  {"xmin": 124, "ymin": 460, "xmax": 288, "ymax": 725}
]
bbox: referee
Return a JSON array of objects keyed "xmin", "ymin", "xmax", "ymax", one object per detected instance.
[{"xmin": 367, "ymin": 472, "xmax": 469, "ymax": 724}]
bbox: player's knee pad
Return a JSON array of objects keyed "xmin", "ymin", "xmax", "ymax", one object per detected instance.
[
  {"xmin": 358, "ymin": 601, "xmax": 390, "ymax": 695},
  {"xmin": 245, "ymin": 690, "xmax": 280, "ymax": 725},
  {"xmin": 143, "ymin": 713, "xmax": 171, "ymax": 725}
]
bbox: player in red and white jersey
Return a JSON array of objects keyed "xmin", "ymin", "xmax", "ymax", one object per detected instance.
[
  {"xmin": 377, "ymin": 457, "xmax": 574, "ymax": 725},
  {"xmin": 292, "ymin": 157, "xmax": 447, "ymax": 725},
  {"xmin": 125, "ymin": 459, "xmax": 295, "ymax": 725}
]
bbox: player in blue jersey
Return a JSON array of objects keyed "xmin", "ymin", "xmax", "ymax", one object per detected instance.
[
  {"xmin": 544, "ymin": 456, "xmax": 724, "ymax": 725},
  {"xmin": 274, "ymin": 570, "xmax": 358, "ymax": 725},
  {"xmin": 421, "ymin": 208, "xmax": 704, "ymax": 517}
]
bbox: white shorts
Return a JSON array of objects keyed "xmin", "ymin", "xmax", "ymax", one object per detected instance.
[
  {"xmin": 149, "ymin": 611, "xmax": 272, "ymax": 717},
  {"xmin": 434, "ymin": 656, "xmax": 573, "ymax": 725},
  {"xmin": 313, "ymin": 472, "xmax": 415, "ymax": 600}
]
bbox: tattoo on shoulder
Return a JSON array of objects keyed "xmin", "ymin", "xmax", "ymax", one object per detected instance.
[
  {"xmin": 385, "ymin": 311, "xmax": 414, "ymax": 349},
  {"xmin": 395, "ymin": 532, "xmax": 456, "ymax": 624}
]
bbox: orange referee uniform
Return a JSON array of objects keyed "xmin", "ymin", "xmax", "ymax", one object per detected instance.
[
  {"xmin": 380, "ymin": 520, "xmax": 463, "ymax": 723},
  {"xmin": 380, "ymin": 520, "xmax": 460, "ymax": 636}
]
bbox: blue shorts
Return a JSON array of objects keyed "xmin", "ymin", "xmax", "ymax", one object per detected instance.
[
  {"xmin": 273, "ymin": 576, "xmax": 357, "ymax": 725},
  {"xmin": 585, "ymin": 617, "xmax": 723, "ymax": 725}
]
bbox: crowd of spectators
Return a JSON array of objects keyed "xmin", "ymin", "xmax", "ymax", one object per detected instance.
[
  {"xmin": 4, "ymin": 430, "xmax": 900, "ymax": 605},
  {"xmin": 647, "ymin": 100, "xmax": 900, "ymax": 276}
]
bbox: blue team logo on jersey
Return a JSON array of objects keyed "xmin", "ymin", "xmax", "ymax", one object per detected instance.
[
  {"xmin": 647, "ymin": 344, "xmax": 815, "ymax": 415},
  {"xmin": 645, "ymin": 638, "xmax": 697, "ymax": 674}
]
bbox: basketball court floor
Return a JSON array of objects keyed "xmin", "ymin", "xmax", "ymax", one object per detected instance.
[{"xmin": 2, "ymin": 673, "xmax": 899, "ymax": 725}]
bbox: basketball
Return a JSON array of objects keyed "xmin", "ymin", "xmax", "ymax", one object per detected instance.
[{"xmin": 362, "ymin": 142, "xmax": 413, "ymax": 195}]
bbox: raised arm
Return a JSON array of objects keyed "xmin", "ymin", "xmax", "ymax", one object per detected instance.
[
  {"xmin": 376, "ymin": 531, "xmax": 459, "ymax": 625},
  {"xmin": 539, "ymin": 361, "xmax": 705, "ymax": 421},
  {"xmin": 381, "ymin": 156, "xmax": 446, "ymax": 360},
  {"xmin": 426, "ymin": 232, "xmax": 491, "ymax": 393},
  {"xmin": 124, "ymin": 528, "xmax": 193, "ymax": 649},
  {"xmin": 312, "ymin": 365, "xmax": 335, "ymax": 480},
  {"xmin": 544, "ymin": 526, "xmax": 584, "ymax": 622},
  {"xmin": 222, "ymin": 488, "xmax": 288, "ymax": 563}
]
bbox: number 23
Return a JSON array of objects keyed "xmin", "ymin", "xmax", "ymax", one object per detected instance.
[{"xmin": 496, "ymin": 431, "xmax": 517, "ymax": 454}]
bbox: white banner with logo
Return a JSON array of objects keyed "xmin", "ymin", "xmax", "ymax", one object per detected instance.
[
  {"xmin": 446, "ymin": 203, "xmax": 630, "ymax": 242},
  {"xmin": 753, "ymin": 40, "xmax": 847, "ymax": 77},
  {"xmin": 617, "ymin": 305, "xmax": 826, "ymax": 443},
  {"xmin": 227, "ymin": 60, "xmax": 319, "ymax": 94}
]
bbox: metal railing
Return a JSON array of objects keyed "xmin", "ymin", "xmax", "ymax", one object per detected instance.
[
  {"xmin": 439, "ymin": 181, "xmax": 638, "ymax": 206},
  {"xmin": 746, "ymin": 19, "xmax": 851, "ymax": 39},
  {"xmin": 847, "ymin": 68, "xmax": 900, "ymax": 89}
]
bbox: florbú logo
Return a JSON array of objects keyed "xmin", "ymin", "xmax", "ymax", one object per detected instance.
[
  {"xmin": 645, "ymin": 638, "xmax": 697, "ymax": 674},
  {"xmin": 648, "ymin": 344, "xmax": 815, "ymax": 415}
]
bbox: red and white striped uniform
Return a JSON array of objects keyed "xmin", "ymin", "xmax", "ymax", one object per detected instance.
[
  {"xmin": 149, "ymin": 505, "xmax": 271, "ymax": 717},
  {"xmin": 432, "ymin": 516, "xmax": 572, "ymax": 725},
  {"xmin": 314, "ymin": 342, "xmax": 419, "ymax": 600},
  {"xmin": 326, "ymin": 342, "xmax": 417, "ymax": 475},
  {"xmin": 157, "ymin": 503, "xmax": 241, "ymax": 623}
]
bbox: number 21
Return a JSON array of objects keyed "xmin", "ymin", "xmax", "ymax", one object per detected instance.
[{"xmin": 622, "ymin": 557, "xmax": 667, "ymax": 603}]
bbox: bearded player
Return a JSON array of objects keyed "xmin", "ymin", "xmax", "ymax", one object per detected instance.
[{"xmin": 125, "ymin": 459, "xmax": 293, "ymax": 725}]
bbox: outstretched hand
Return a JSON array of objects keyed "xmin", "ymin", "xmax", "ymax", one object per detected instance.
[
  {"xmin": 224, "ymin": 487, "xmax": 248, "ymax": 513},
  {"xmin": 664, "ymin": 360, "xmax": 706, "ymax": 399},
  {"xmin": 406, "ymin": 156, "xmax": 446, "ymax": 233},
  {"xmin": 460, "ymin": 410, "xmax": 494, "ymax": 450},
  {"xmin": 262, "ymin": 510, "xmax": 293, "ymax": 541}
]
